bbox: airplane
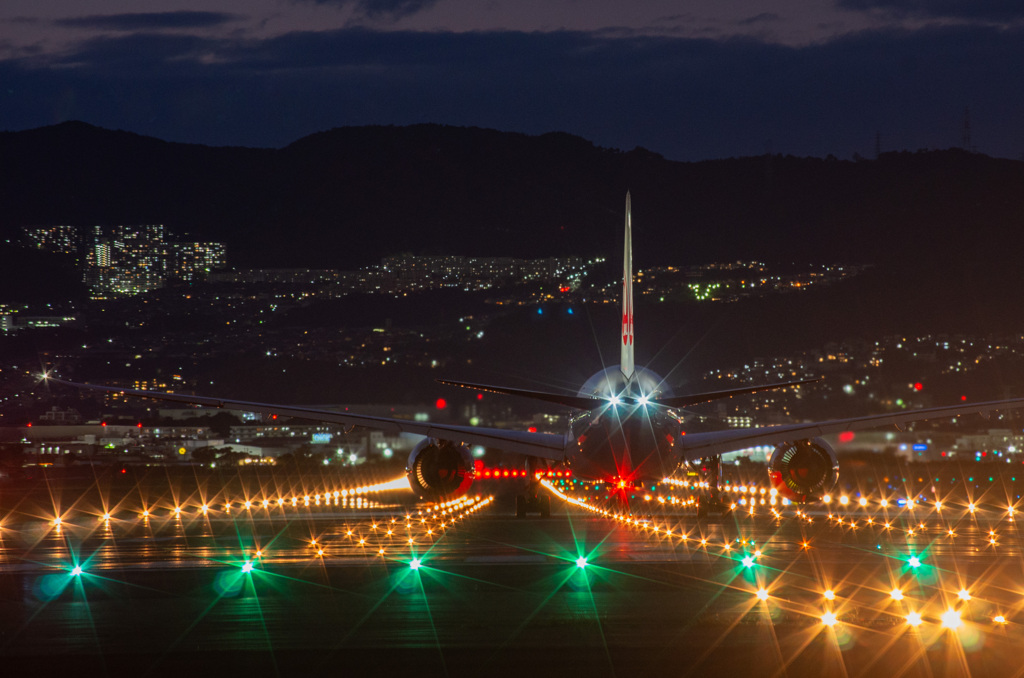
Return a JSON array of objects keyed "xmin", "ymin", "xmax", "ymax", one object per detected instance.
[{"xmin": 44, "ymin": 192, "xmax": 1024, "ymax": 518}]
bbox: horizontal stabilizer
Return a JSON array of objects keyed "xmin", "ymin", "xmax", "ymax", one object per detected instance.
[
  {"xmin": 437, "ymin": 379, "xmax": 605, "ymax": 410},
  {"xmin": 652, "ymin": 377, "xmax": 821, "ymax": 409},
  {"xmin": 438, "ymin": 377, "xmax": 819, "ymax": 410}
]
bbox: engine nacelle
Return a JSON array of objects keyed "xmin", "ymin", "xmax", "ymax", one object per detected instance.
[
  {"xmin": 768, "ymin": 438, "xmax": 839, "ymax": 503},
  {"xmin": 406, "ymin": 438, "xmax": 475, "ymax": 502}
]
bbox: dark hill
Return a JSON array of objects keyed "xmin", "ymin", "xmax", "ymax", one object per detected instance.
[{"xmin": 2, "ymin": 122, "xmax": 1023, "ymax": 270}]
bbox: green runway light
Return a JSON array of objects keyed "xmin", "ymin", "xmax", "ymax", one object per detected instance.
[
  {"xmin": 70, "ymin": 565, "xmax": 82, "ymax": 576},
  {"xmin": 410, "ymin": 558, "xmax": 422, "ymax": 570},
  {"xmin": 908, "ymin": 556, "xmax": 921, "ymax": 568},
  {"xmin": 241, "ymin": 561, "xmax": 254, "ymax": 573},
  {"xmin": 575, "ymin": 556, "xmax": 588, "ymax": 568},
  {"xmin": 742, "ymin": 556, "xmax": 755, "ymax": 568}
]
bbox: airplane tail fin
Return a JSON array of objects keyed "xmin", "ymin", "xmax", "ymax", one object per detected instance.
[{"xmin": 620, "ymin": 192, "xmax": 635, "ymax": 381}]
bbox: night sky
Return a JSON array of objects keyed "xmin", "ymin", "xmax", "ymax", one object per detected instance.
[{"xmin": 2, "ymin": 1, "xmax": 1023, "ymax": 160}]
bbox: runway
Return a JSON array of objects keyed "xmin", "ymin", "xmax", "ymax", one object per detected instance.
[{"xmin": 3, "ymin": 480, "xmax": 1024, "ymax": 677}]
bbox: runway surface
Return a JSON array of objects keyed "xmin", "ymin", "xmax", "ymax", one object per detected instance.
[{"xmin": 3, "ymin": 484, "xmax": 1024, "ymax": 677}]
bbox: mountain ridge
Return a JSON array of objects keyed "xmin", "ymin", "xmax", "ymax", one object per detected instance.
[{"xmin": 2, "ymin": 121, "xmax": 1023, "ymax": 270}]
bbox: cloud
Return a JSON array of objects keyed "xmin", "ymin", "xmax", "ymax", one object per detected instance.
[
  {"xmin": 2, "ymin": 25, "xmax": 1023, "ymax": 161},
  {"xmin": 54, "ymin": 11, "xmax": 241, "ymax": 32},
  {"xmin": 294, "ymin": 0, "xmax": 442, "ymax": 21},
  {"xmin": 737, "ymin": 13, "xmax": 782, "ymax": 26},
  {"xmin": 837, "ymin": 0, "xmax": 1024, "ymax": 22}
]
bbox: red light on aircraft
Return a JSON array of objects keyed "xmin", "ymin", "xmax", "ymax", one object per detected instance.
[
  {"xmin": 838, "ymin": 431, "xmax": 855, "ymax": 443},
  {"xmin": 913, "ymin": 382, "xmax": 923, "ymax": 391},
  {"xmin": 101, "ymin": 422, "xmax": 107, "ymax": 427},
  {"xmin": 435, "ymin": 398, "xmax": 447, "ymax": 410},
  {"xmin": 137, "ymin": 422, "xmax": 143, "ymax": 428},
  {"xmin": 559, "ymin": 286, "xmax": 570, "ymax": 293},
  {"xmin": 26, "ymin": 422, "xmax": 32, "ymax": 427},
  {"xmin": 527, "ymin": 426, "xmax": 537, "ymax": 433},
  {"xmin": 477, "ymin": 393, "xmax": 483, "ymax": 400},
  {"xmin": 961, "ymin": 395, "xmax": 968, "ymax": 401}
]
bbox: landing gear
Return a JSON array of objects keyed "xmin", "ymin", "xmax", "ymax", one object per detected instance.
[
  {"xmin": 516, "ymin": 493, "xmax": 550, "ymax": 518},
  {"xmin": 515, "ymin": 456, "xmax": 552, "ymax": 518},
  {"xmin": 693, "ymin": 456, "xmax": 731, "ymax": 518}
]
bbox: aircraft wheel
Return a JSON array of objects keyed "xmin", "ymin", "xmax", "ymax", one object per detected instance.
[
  {"xmin": 539, "ymin": 494, "xmax": 551, "ymax": 518},
  {"xmin": 515, "ymin": 495, "xmax": 527, "ymax": 518}
]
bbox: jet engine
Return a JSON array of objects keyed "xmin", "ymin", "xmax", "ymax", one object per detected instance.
[
  {"xmin": 406, "ymin": 438, "xmax": 475, "ymax": 501},
  {"xmin": 767, "ymin": 438, "xmax": 839, "ymax": 503}
]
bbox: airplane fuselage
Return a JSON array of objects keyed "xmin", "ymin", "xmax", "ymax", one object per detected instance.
[
  {"xmin": 565, "ymin": 364, "xmax": 683, "ymax": 485},
  {"xmin": 568, "ymin": 407, "xmax": 682, "ymax": 484}
]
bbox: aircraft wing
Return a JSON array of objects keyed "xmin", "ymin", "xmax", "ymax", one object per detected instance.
[
  {"xmin": 45, "ymin": 378, "xmax": 572, "ymax": 462},
  {"xmin": 677, "ymin": 396, "xmax": 1024, "ymax": 461}
]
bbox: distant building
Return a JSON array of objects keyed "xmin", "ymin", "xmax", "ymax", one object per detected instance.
[
  {"xmin": 38, "ymin": 407, "xmax": 83, "ymax": 425},
  {"xmin": 21, "ymin": 225, "xmax": 81, "ymax": 256},
  {"xmin": 80, "ymin": 224, "xmax": 227, "ymax": 298}
]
